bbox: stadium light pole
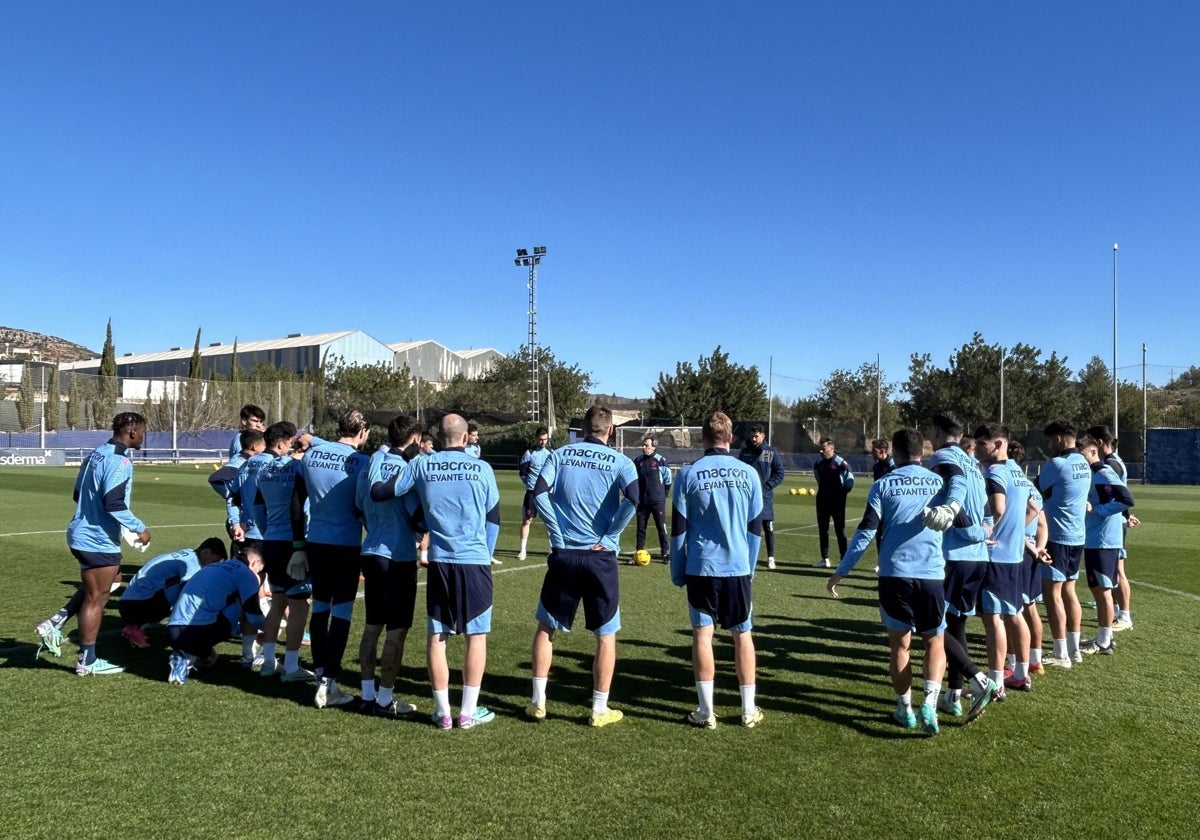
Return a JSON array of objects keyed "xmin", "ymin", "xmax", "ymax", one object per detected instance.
[
  {"xmin": 999, "ymin": 348, "xmax": 1006, "ymax": 423},
  {"xmin": 1112, "ymin": 243, "xmax": 1119, "ymax": 445},
  {"xmin": 1142, "ymin": 342, "xmax": 1148, "ymax": 485},
  {"xmin": 514, "ymin": 246, "xmax": 547, "ymax": 422}
]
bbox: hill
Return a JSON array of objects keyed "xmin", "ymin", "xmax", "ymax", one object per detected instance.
[{"xmin": 0, "ymin": 326, "xmax": 98, "ymax": 363}]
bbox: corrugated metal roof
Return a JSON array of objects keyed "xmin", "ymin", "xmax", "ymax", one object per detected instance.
[{"xmin": 59, "ymin": 330, "xmax": 359, "ymax": 370}]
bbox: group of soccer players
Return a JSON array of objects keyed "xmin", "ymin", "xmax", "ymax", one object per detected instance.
[{"xmin": 36, "ymin": 403, "xmax": 1135, "ymax": 735}]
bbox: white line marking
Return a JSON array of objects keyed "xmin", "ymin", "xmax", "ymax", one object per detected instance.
[
  {"xmin": 0, "ymin": 523, "xmax": 223, "ymax": 539},
  {"xmin": 1128, "ymin": 578, "xmax": 1200, "ymax": 602}
]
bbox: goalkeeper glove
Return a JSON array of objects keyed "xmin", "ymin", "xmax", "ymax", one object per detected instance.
[
  {"xmin": 923, "ymin": 500, "xmax": 961, "ymax": 531},
  {"xmin": 287, "ymin": 549, "xmax": 309, "ymax": 579},
  {"xmin": 122, "ymin": 529, "xmax": 149, "ymax": 553}
]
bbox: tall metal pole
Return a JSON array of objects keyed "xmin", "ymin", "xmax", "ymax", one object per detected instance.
[
  {"xmin": 1113, "ymin": 243, "xmax": 1119, "ymax": 444},
  {"xmin": 767, "ymin": 356, "xmax": 774, "ymax": 444},
  {"xmin": 999, "ymin": 348, "xmax": 1006, "ymax": 423},
  {"xmin": 515, "ymin": 247, "xmax": 547, "ymax": 423},
  {"xmin": 1142, "ymin": 342, "xmax": 1148, "ymax": 485},
  {"xmin": 875, "ymin": 353, "xmax": 881, "ymax": 440}
]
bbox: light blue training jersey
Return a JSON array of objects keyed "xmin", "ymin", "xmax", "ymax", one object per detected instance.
[
  {"xmin": 227, "ymin": 452, "xmax": 272, "ymax": 539},
  {"xmin": 837, "ymin": 463, "xmax": 945, "ymax": 580},
  {"xmin": 357, "ymin": 448, "xmax": 419, "ymax": 561},
  {"xmin": 168, "ymin": 559, "xmax": 264, "ymax": 629},
  {"xmin": 928, "ymin": 443, "xmax": 989, "ymax": 562},
  {"xmin": 669, "ymin": 449, "xmax": 763, "ymax": 584},
  {"xmin": 532, "ymin": 438, "xmax": 639, "ymax": 551},
  {"xmin": 386, "ymin": 447, "xmax": 500, "ymax": 564},
  {"xmin": 67, "ymin": 440, "xmax": 146, "ymax": 554},
  {"xmin": 299, "ymin": 439, "xmax": 368, "ymax": 546},
  {"xmin": 518, "ymin": 446, "xmax": 553, "ymax": 491},
  {"xmin": 1085, "ymin": 463, "xmax": 1135, "ymax": 549},
  {"xmin": 984, "ymin": 460, "xmax": 1035, "ymax": 564},
  {"xmin": 255, "ymin": 453, "xmax": 304, "ymax": 541},
  {"xmin": 1037, "ymin": 450, "xmax": 1091, "ymax": 546},
  {"xmin": 121, "ymin": 548, "xmax": 202, "ymax": 605}
]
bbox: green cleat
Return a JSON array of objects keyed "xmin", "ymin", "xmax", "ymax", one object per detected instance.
[
  {"xmin": 918, "ymin": 704, "xmax": 939, "ymax": 736},
  {"xmin": 966, "ymin": 679, "xmax": 999, "ymax": 724},
  {"xmin": 892, "ymin": 707, "xmax": 917, "ymax": 729},
  {"xmin": 35, "ymin": 621, "xmax": 62, "ymax": 659}
]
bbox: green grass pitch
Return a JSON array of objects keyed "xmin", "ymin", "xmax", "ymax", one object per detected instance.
[{"xmin": 2, "ymin": 465, "xmax": 1198, "ymax": 839}]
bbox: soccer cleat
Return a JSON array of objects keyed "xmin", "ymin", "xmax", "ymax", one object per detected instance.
[
  {"xmin": 918, "ymin": 704, "xmax": 939, "ymax": 736},
  {"xmin": 590, "ymin": 708, "xmax": 624, "ymax": 728},
  {"xmin": 258, "ymin": 657, "xmax": 280, "ymax": 677},
  {"xmin": 35, "ymin": 621, "xmax": 63, "ymax": 658},
  {"xmin": 937, "ymin": 693, "xmax": 962, "ymax": 717},
  {"xmin": 431, "ymin": 713, "xmax": 453, "ymax": 731},
  {"xmin": 1080, "ymin": 638, "xmax": 1116, "ymax": 655},
  {"xmin": 167, "ymin": 652, "xmax": 188, "ymax": 685},
  {"xmin": 1070, "ymin": 649, "xmax": 1084, "ymax": 664},
  {"xmin": 280, "ymin": 666, "xmax": 315, "ymax": 683},
  {"xmin": 687, "ymin": 709, "xmax": 717, "ymax": 730},
  {"xmin": 892, "ymin": 707, "xmax": 917, "ymax": 729},
  {"xmin": 1003, "ymin": 666, "xmax": 1014, "ymax": 681},
  {"xmin": 1004, "ymin": 674, "xmax": 1032, "ymax": 692},
  {"xmin": 525, "ymin": 702, "xmax": 547, "ymax": 722},
  {"xmin": 314, "ymin": 678, "xmax": 354, "ymax": 708},
  {"xmin": 813, "ymin": 558, "xmax": 831, "ymax": 568},
  {"xmin": 516, "ymin": 551, "xmax": 527, "ymax": 561},
  {"xmin": 458, "ymin": 706, "xmax": 496, "ymax": 730},
  {"xmin": 490, "ymin": 557, "xmax": 502, "ymax": 566},
  {"xmin": 77, "ymin": 657, "xmax": 125, "ymax": 676},
  {"xmin": 965, "ymin": 679, "xmax": 998, "ymax": 723},
  {"xmin": 1112, "ymin": 617, "xmax": 1133, "ymax": 632},
  {"xmin": 1043, "ymin": 654, "xmax": 1072, "ymax": 669},
  {"xmin": 741, "ymin": 707, "xmax": 764, "ymax": 728},
  {"xmin": 993, "ymin": 687, "xmax": 1008, "ymax": 703},
  {"xmin": 301, "ymin": 632, "xmax": 311, "ymax": 646},
  {"xmin": 766, "ymin": 557, "xmax": 776, "ymax": 571},
  {"xmin": 374, "ymin": 699, "xmax": 417, "ymax": 719},
  {"xmin": 1029, "ymin": 662, "xmax": 1046, "ymax": 676},
  {"xmin": 121, "ymin": 624, "xmax": 150, "ymax": 649}
]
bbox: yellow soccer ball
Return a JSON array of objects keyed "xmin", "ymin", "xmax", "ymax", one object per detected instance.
[{"xmin": 634, "ymin": 549, "xmax": 652, "ymax": 566}]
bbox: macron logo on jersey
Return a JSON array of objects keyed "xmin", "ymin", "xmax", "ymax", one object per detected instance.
[
  {"xmin": 558, "ymin": 445, "xmax": 617, "ymax": 471},
  {"xmin": 693, "ymin": 466, "xmax": 753, "ymax": 492},
  {"xmin": 426, "ymin": 459, "xmax": 484, "ymax": 482},
  {"xmin": 878, "ymin": 473, "xmax": 943, "ymax": 496}
]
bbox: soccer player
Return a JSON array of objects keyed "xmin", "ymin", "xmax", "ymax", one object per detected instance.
[
  {"xmin": 632, "ymin": 433, "xmax": 672, "ymax": 563},
  {"xmin": 1077, "ymin": 433, "xmax": 1135, "ymax": 655},
  {"xmin": 465, "ymin": 423, "xmax": 482, "ymax": 458},
  {"xmin": 828, "ymin": 428, "xmax": 996, "ymax": 735},
  {"xmin": 1087, "ymin": 425, "xmax": 1139, "ymax": 631},
  {"xmin": 118, "ymin": 538, "xmax": 228, "ymax": 648},
  {"xmin": 36, "ymin": 412, "xmax": 152, "ymax": 675},
  {"xmin": 228, "ymin": 404, "xmax": 266, "ymax": 461},
  {"xmin": 375, "ymin": 413, "xmax": 501, "ymax": 729},
  {"xmin": 923, "ymin": 411, "xmax": 990, "ymax": 711},
  {"xmin": 166, "ymin": 554, "xmax": 266, "ymax": 685},
  {"xmin": 871, "ymin": 439, "xmax": 896, "ymax": 480},
  {"xmin": 209, "ymin": 428, "xmax": 266, "ymax": 559},
  {"xmin": 356, "ymin": 416, "xmax": 422, "ymax": 718},
  {"xmin": 292, "ymin": 409, "xmax": 371, "ymax": 708},
  {"xmin": 247, "ymin": 421, "xmax": 314, "ymax": 681},
  {"xmin": 517, "ymin": 427, "xmax": 552, "ymax": 561},
  {"xmin": 529, "ymin": 405, "xmax": 638, "ymax": 726},
  {"xmin": 738, "ymin": 424, "xmax": 784, "ymax": 570},
  {"xmin": 973, "ymin": 423, "xmax": 1035, "ymax": 694},
  {"xmin": 811, "ymin": 437, "xmax": 854, "ymax": 568},
  {"xmin": 671, "ymin": 411, "xmax": 764, "ymax": 729},
  {"xmin": 1036, "ymin": 420, "xmax": 1091, "ymax": 668},
  {"xmin": 419, "ymin": 432, "xmax": 435, "ymax": 456},
  {"xmin": 1009, "ymin": 439, "xmax": 1051, "ymax": 675}
]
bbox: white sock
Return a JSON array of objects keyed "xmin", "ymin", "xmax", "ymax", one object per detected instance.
[
  {"xmin": 988, "ymin": 669, "xmax": 1004, "ymax": 686},
  {"xmin": 1067, "ymin": 631, "xmax": 1081, "ymax": 654},
  {"xmin": 1053, "ymin": 638, "xmax": 1068, "ymax": 658},
  {"xmin": 696, "ymin": 680, "xmax": 715, "ymax": 716},
  {"xmin": 520, "ymin": 538, "xmax": 528, "ymax": 553},
  {"xmin": 922, "ymin": 680, "xmax": 940, "ymax": 709},
  {"xmin": 377, "ymin": 686, "xmax": 393, "ymax": 707},
  {"xmin": 949, "ymin": 688, "xmax": 962, "ymax": 702},
  {"xmin": 284, "ymin": 650, "xmax": 300, "ymax": 672},
  {"xmin": 1118, "ymin": 609, "xmax": 1132, "ymax": 623},
  {"xmin": 433, "ymin": 688, "xmax": 451, "ymax": 717},
  {"xmin": 592, "ymin": 690, "xmax": 609, "ymax": 714},
  {"xmin": 1097, "ymin": 626, "xmax": 1113, "ymax": 647},
  {"xmin": 1030, "ymin": 648, "xmax": 1043, "ymax": 666},
  {"xmin": 419, "ymin": 548, "xmax": 428, "ymax": 563},
  {"xmin": 739, "ymin": 684, "xmax": 756, "ymax": 716},
  {"xmin": 1014, "ymin": 662, "xmax": 1028, "ymax": 680},
  {"xmin": 262, "ymin": 641, "xmax": 276, "ymax": 662},
  {"xmin": 361, "ymin": 680, "xmax": 376, "ymax": 702},
  {"xmin": 461, "ymin": 684, "xmax": 481, "ymax": 718},
  {"xmin": 241, "ymin": 634, "xmax": 257, "ymax": 658},
  {"xmin": 1005, "ymin": 653, "xmax": 1016, "ymax": 669},
  {"xmin": 896, "ymin": 690, "xmax": 912, "ymax": 710},
  {"xmin": 532, "ymin": 676, "xmax": 547, "ymax": 706}
]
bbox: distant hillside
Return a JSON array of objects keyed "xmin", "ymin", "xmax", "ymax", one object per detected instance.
[{"xmin": 0, "ymin": 326, "xmax": 98, "ymax": 363}]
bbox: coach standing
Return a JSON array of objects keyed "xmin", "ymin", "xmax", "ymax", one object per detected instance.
[
  {"xmin": 812, "ymin": 437, "xmax": 854, "ymax": 568},
  {"xmin": 738, "ymin": 424, "xmax": 784, "ymax": 570}
]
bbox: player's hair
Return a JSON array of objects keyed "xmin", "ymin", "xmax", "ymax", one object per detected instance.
[
  {"xmin": 239, "ymin": 429, "xmax": 265, "ymax": 452},
  {"xmin": 467, "ymin": 422, "xmax": 479, "ymax": 434},
  {"xmin": 112, "ymin": 412, "xmax": 147, "ymax": 435},
  {"xmin": 892, "ymin": 428, "xmax": 924, "ymax": 461},
  {"xmin": 1087, "ymin": 425, "xmax": 1115, "ymax": 447},
  {"xmin": 1008, "ymin": 439, "xmax": 1026, "ymax": 464},
  {"xmin": 420, "ymin": 432, "xmax": 435, "ymax": 445},
  {"xmin": 748, "ymin": 423, "xmax": 765, "ymax": 435},
  {"xmin": 1043, "ymin": 419, "xmax": 1076, "ymax": 438},
  {"xmin": 240, "ymin": 404, "xmax": 266, "ymax": 423},
  {"xmin": 196, "ymin": 537, "xmax": 229, "ymax": 562},
  {"xmin": 1075, "ymin": 432, "xmax": 1100, "ymax": 452},
  {"xmin": 871, "ymin": 438, "xmax": 889, "ymax": 453},
  {"xmin": 337, "ymin": 408, "xmax": 369, "ymax": 438},
  {"xmin": 931, "ymin": 411, "xmax": 963, "ymax": 436},
  {"xmin": 264, "ymin": 421, "xmax": 298, "ymax": 449},
  {"xmin": 818, "ymin": 437, "xmax": 835, "ymax": 448},
  {"xmin": 642, "ymin": 434, "xmax": 657, "ymax": 446},
  {"xmin": 534, "ymin": 426, "xmax": 549, "ymax": 439},
  {"xmin": 973, "ymin": 423, "xmax": 1009, "ymax": 442},
  {"xmin": 960, "ymin": 435, "xmax": 976, "ymax": 451},
  {"xmin": 583, "ymin": 404, "xmax": 613, "ymax": 436},
  {"xmin": 702, "ymin": 411, "xmax": 734, "ymax": 446},
  {"xmin": 388, "ymin": 415, "xmax": 416, "ymax": 449}
]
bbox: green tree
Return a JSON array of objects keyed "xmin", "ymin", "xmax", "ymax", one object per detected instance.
[
  {"xmin": 436, "ymin": 345, "xmax": 593, "ymax": 423},
  {"xmin": 17, "ymin": 363, "xmax": 35, "ymax": 430},
  {"xmin": 815, "ymin": 361, "xmax": 901, "ymax": 444},
  {"xmin": 650, "ymin": 346, "xmax": 767, "ymax": 425},
  {"xmin": 45, "ymin": 365, "xmax": 60, "ymax": 431},
  {"xmin": 66, "ymin": 372, "xmax": 82, "ymax": 429},
  {"xmin": 95, "ymin": 319, "xmax": 119, "ymax": 423}
]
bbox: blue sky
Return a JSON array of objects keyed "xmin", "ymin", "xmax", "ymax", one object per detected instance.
[{"xmin": 2, "ymin": 2, "xmax": 1196, "ymax": 401}]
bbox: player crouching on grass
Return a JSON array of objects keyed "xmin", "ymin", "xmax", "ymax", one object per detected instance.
[
  {"xmin": 118, "ymin": 538, "xmax": 228, "ymax": 648},
  {"xmin": 671, "ymin": 411, "xmax": 765, "ymax": 729},
  {"xmin": 827, "ymin": 428, "xmax": 997, "ymax": 736},
  {"xmin": 165, "ymin": 553, "xmax": 266, "ymax": 685},
  {"xmin": 1077, "ymin": 433, "xmax": 1135, "ymax": 656}
]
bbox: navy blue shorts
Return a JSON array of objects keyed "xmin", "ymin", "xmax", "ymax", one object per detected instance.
[
  {"xmin": 1043, "ymin": 542, "xmax": 1082, "ymax": 583},
  {"xmin": 878, "ymin": 577, "xmax": 946, "ymax": 636},
  {"xmin": 426, "ymin": 562, "xmax": 493, "ymax": 635},
  {"xmin": 362, "ymin": 553, "xmax": 419, "ymax": 631},
  {"xmin": 1084, "ymin": 548, "xmax": 1120, "ymax": 591},
  {"xmin": 167, "ymin": 615, "xmax": 233, "ymax": 658},
  {"xmin": 118, "ymin": 591, "xmax": 171, "ymax": 625},
  {"xmin": 537, "ymin": 548, "xmax": 620, "ymax": 634},
  {"xmin": 522, "ymin": 491, "xmax": 538, "ymax": 521},
  {"xmin": 943, "ymin": 560, "xmax": 987, "ymax": 617},
  {"xmin": 307, "ymin": 542, "xmax": 363, "ymax": 607},
  {"xmin": 980, "ymin": 562, "xmax": 1024, "ymax": 616},
  {"xmin": 686, "ymin": 574, "xmax": 752, "ymax": 632},
  {"xmin": 71, "ymin": 549, "xmax": 122, "ymax": 570},
  {"xmin": 1022, "ymin": 550, "xmax": 1043, "ymax": 605}
]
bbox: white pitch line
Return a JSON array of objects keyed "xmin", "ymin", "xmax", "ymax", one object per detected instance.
[
  {"xmin": 1128, "ymin": 578, "xmax": 1200, "ymax": 602},
  {"xmin": 0, "ymin": 522, "xmax": 224, "ymax": 539}
]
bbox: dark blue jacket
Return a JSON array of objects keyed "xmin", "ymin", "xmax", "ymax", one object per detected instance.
[
  {"xmin": 633, "ymin": 452, "xmax": 671, "ymax": 506},
  {"xmin": 738, "ymin": 444, "xmax": 785, "ymax": 520}
]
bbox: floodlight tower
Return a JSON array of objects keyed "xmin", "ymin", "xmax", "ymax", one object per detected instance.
[{"xmin": 514, "ymin": 246, "xmax": 547, "ymax": 422}]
